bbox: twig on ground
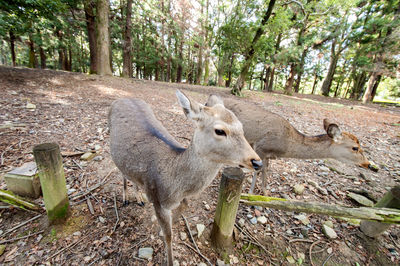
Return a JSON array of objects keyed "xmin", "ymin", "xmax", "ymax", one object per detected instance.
[
  {"xmin": 322, "ymin": 252, "xmax": 334, "ymax": 266},
  {"xmin": 180, "ymin": 242, "xmax": 212, "ymax": 266},
  {"xmin": 181, "ymin": 215, "xmax": 211, "ymax": 266},
  {"xmin": 70, "ymin": 168, "xmax": 115, "ymax": 202},
  {"xmin": 72, "ymin": 159, "xmax": 83, "ymax": 170},
  {"xmin": 49, "ymin": 234, "xmax": 90, "ymax": 260},
  {"xmin": 235, "ymin": 223, "xmax": 272, "ymax": 256},
  {"xmin": 87, "ymin": 197, "xmax": 95, "ymax": 215},
  {"xmin": 0, "ymin": 214, "xmax": 42, "ymax": 237},
  {"xmin": 131, "ymin": 237, "xmax": 149, "ymax": 249},
  {"xmin": 88, "ymin": 257, "xmax": 100, "ymax": 266},
  {"xmin": 111, "ymin": 193, "xmax": 119, "ymax": 234},
  {"xmin": 309, "ymin": 240, "xmax": 322, "ymax": 266},
  {"xmin": 289, "ymin": 238, "xmax": 315, "ymax": 244},
  {"xmin": 116, "ymin": 252, "xmax": 122, "ymax": 266},
  {"xmin": 132, "ymin": 256, "xmax": 146, "ymax": 262},
  {"xmin": 0, "ymin": 230, "xmax": 44, "ymax": 244}
]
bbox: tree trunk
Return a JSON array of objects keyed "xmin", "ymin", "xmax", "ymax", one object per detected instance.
[
  {"xmin": 9, "ymin": 31, "xmax": 16, "ymax": 67},
  {"xmin": 84, "ymin": 0, "xmax": 98, "ymax": 74},
  {"xmin": 294, "ymin": 48, "xmax": 308, "ymax": 93},
  {"xmin": 226, "ymin": 54, "xmax": 234, "ymax": 88},
  {"xmin": 232, "ymin": 0, "xmax": 276, "ymax": 96},
  {"xmin": 122, "ymin": 0, "xmax": 133, "ymax": 77},
  {"xmin": 263, "ymin": 66, "xmax": 271, "ymax": 91},
  {"xmin": 95, "ymin": 0, "xmax": 112, "ymax": 75},
  {"xmin": 176, "ymin": 39, "xmax": 183, "ymax": 83},
  {"xmin": 284, "ymin": 63, "xmax": 296, "ymax": 95},
  {"xmin": 362, "ymin": 72, "xmax": 378, "ymax": 104},
  {"xmin": 321, "ymin": 54, "xmax": 338, "ymax": 96},
  {"xmin": 28, "ymin": 35, "xmax": 37, "ymax": 68},
  {"xmin": 196, "ymin": 47, "xmax": 203, "ymax": 84},
  {"xmin": 311, "ymin": 70, "xmax": 318, "ymax": 94},
  {"xmin": 370, "ymin": 75, "xmax": 381, "ymax": 101},
  {"xmin": 267, "ymin": 67, "xmax": 275, "ymax": 92},
  {"xmin": 203, "ymin": 48, "xmax": 210, "ymax": 85},
  {"xmin": 39, "ymin": 47, "xmax": 46, "ymax": 69},
  {"xmin": 350, "ymin": 71, "xmax": 367, "ymax": 99},
  {"xmin": 217, "ymin": 52, "xmax": 228, "ymax": 87}
]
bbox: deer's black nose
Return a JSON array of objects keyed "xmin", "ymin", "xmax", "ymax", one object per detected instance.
[{"xmin": 251, "ymin": 159, "xmax": 263, "ymax": 171}]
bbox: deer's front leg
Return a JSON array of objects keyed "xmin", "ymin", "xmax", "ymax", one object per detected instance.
[{"xmin": 154, "ymin": 204, "xmax": 173, "ymax": 266}]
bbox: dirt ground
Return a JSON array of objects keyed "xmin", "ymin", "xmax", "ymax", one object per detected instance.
[{"xmin": 0, "ymin": 66, "xmax": 399, "ymax": 265}]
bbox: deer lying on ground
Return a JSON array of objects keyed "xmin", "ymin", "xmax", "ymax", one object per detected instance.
[
  {"xmin": 109, "ymin": 90, "xmax": 262, "ymax": 265},
  {"xmin": 205, "ymin": 95, "xmax": 371, "ymax": 194}
]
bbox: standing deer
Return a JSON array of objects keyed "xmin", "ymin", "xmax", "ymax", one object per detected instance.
[
  {"xmin": 205, "ymin": 95, "xmax": 371, "ymax": 194},
  {"xmin": 109, "ymin": 90, "xmax": 262, "ymax": 265}
]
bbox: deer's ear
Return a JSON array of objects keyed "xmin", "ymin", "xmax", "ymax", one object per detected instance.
[
  {"xmin": 205, "ymin": 94, "xmax": 224, "ymax": 107},
  {"xmin": 176, "ymin": 90, "xmax": 203, "ymax": 121},
  {"xmin": 323, "ymin": 119, "xmax": 342, "ymax": 141}
]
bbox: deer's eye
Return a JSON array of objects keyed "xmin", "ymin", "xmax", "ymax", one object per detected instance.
[
  {"xmin": 352, "ymin": 147, "xmax": 359, "ymax": 151},
  {"xmin": 215, "ymin": 129, "xmax": 226, "ymax": 136}
]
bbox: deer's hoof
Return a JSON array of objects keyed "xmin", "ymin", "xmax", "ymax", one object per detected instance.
[
  {"xmin": 136, "ymin": 201, "xmax": 145, "ymax": 207},
  {"xmin": 123, "ymin": 200, "xmax": 130, "ymax": 206}
]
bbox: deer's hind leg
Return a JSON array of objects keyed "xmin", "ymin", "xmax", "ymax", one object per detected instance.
[
  {"xmin": 261, "ymin": 159, "xmax": 270, "ymax": 195},
  {"xmin": 122, "ymin": 176, "xmax": 145, "ymax": 206},
  {"xmin": 154, "ymin": 203, "xmax": 174, "ymax": 265},
  {"xmin": 172, "ymin": 198, "xmax": 189, "ymax": 223}
]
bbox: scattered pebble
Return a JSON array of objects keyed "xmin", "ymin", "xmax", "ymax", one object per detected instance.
[
  {"xmin": 98, "ymin": 216, "xmax": 106, "ymax": 223},
  {"xmin": 254, "ymin": 209, "xmax": 261, "ymax": 217},
  {"xmin": 196, "ymin": 224, "xmax": 205, "ymax": 238},
  {"xmin": 229, "ymin": 255, "xmax": 239, "ymax": 264},
  {"xmin": 257, "ymin": 216, "xmax": 267, "ymax": 224},
  {"xmin": 250, "ymin": 217, "xmax": 257, "ymax": 225},
  {"xmin": 322, "ymin": 224, "xmax": 337, "ymax": 239},
  {"xmin": 73, "ymin": 231, "xmax": 82, "ymax": 237},
  {"xmin": 180, "ymin": 232, "xmax": 187, "ymax": 241},
  {"xmin": 138, "ymin": 247, "xmax": 153, "ymax": 259},
  {"xmin": 173, "ymin": 260, "xmax": 180, "ymax": 266},
  {"xmin": 319, "ymin": 166, "xmax": 330, "ymax": 172},
  {"xmin": 238, "ymin": 218, "xmax": 245, "ymax": 227},
  {"xmin": 294, "ymin": 214, "xmax": 310, "ymax": 225},
  {"xmin": 198, "ymin": 263, "xmax": 207, "ymax": 266},
  {"xmin": 323, "ymin": 220, "xmax": 334, "ymax": 229},
  {"xmin": 293, "ymin": 184, "xmax": 305, "ymax": 195},
  {"xmin": 347, "ymin": 192, "xmax": 374, "ymax": 207},
  {"xmin": 26, "ymin": 103, "xmax": 36, "ymax": 109}
]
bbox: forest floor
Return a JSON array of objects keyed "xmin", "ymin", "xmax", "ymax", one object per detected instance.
[{"xmin": 0, "ymin": 66, "xmax": 399, "ymax": 266}]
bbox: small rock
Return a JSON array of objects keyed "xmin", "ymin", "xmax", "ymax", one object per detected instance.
[
  {"xmin": 246, "ymin": 214, "xmax": 253, "ymax": 219},
  {"xmin": 196, "ymin": 224, "xmax": 205, "ymax": 238},
  {"xmin": 26, "ymin": 103, "xmax": 36, "ymax": 109},
  {"xmin": 84, "ymin": 256, "xmax": 92, "ymax": 262},
  {"xmin": 322, "ymin": 224, "xmax": 337, "ymax": 239},
  {"xmin": 0, "ymin": 245, "xmax": 5, "ymax": 256},
  {"xmin": 94, "ymin": 144, "xmax": 102, "ymax": 151},
  {"xmin": 255, "ymin": 206, "xmax": 263, "ymax": 211},
  {"xmin": 229, "ymin": 255, "xmax": 239, "ymax": 264},
  {"xmin": 319, "ymin": 166, "xmax": 330, "ymax": 172},
  {"xmin": 327, "ymin": 247, "xmax": 333, "ymax": 254},
  {"xmin": 323, "ymin": 220, "xmax": 334, "ymax": 229},
  {"xmin": 257, "ymin": 216, "xmax": 267, "ymax": 224},
  {"xmin": 0, "ymin": 230, "xmax": 3, "ymax": 235},
  {"xmin": 138, "ymin": 247, "xmax": 153, "ymax": 259},
  {"xmin": 173, "ymin": 260, "xmax": 180, "ymax": 266},
  {"xmin": 293, "ymin": 184, "xmax": 305, "ymax": 195},
  {"xmin": 36, "ymin": 234, "xmax": 43, "ymax": 243},
  {"xmin": 9, "ymin": 90, "xmax": 18, "ymax": 95},
  {"xmin": 294, "ymin": 214, "xmax": 310, "ymax": 225},
  {"xmin": 93, "ymin": 155, "xmax": 103, "ymax": 161},
  {"xmin": 68, "ymin": 188, "xmax": 77, "ymax": 195},
  {"xmin": 254, "ymin": 209, "xmax": 261, "ymax": 217},
  {"xmin": 308, "ymin": 180, "xmax": 318, "ymax": 187},
  {"xmin": 238, "ymin": 218, "xmax": 245, "ymax": 227},
  {"xmin": 81, "ymin": 152, "xmax": 96, "ymax": 161},
  {"xmin": 286, "ymin": 229, "xmax": 293, "ymax": 235},
  {"xmin": 347, "ymin": 192, "xmax": 374, "ymax": 207},
  {"xmin": 99, "ymin": 216, "xmax": 106, "ymax": 223},
  {"xmin": 204, "ymin": 204, "xmax": 211, "ymax": 211},
  {"xmin": 250, "ymin": 217, "xmax": 257, "ymax": 225},
  {"xmin": 286, "ymin": 255, "xmax": 296, "ymax": 264},
  {"xmin": 198, "ymin": 263, "xmax": 207, "ymax": 266},
  {"xmin": 73, "ymin": 231, "xmax": 82, "ymax": 237},
  {"xmin": 180, "ymin": 232, "xmax": 187, "ymax": 241}
]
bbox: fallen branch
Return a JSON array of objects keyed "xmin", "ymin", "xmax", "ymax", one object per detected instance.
[
  {"xmin": 182, "ymin": 215, "xmax": 211, "ymax": 266},
  {"xmin": 0, "ymin": 214, "xmax": 42, "ymax": 237},
  {"xmin": 48, "ymin": 234, "xmax": 90, "ymax": 260},
  {"xmin": 240, "ymin": 194, "xmax": 400, "ymax": 224},
  {"xmin": 111, "ymin": 194, "xmax": 119, "ymax": 234},
  {"xmin": 309, "ymin": 240, "xmax": 322, "ymax": 266},
  {"xmin": 180, "ymin": 242, "xmax": 212, "ymax": 266},
  {"xmin": 234, "ymin": 223, "xmax": 272, "ymax": 256},
  {"xmin": 0, "ymin": 230, "xmax": 44, "ymax": 244},
  {"xmin": 0, "ymin": 189, "xmax": 40, "ymax": 211}
]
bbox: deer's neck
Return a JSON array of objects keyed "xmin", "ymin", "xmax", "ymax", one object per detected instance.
[{"xmin": 284, "ymin": 132, "xmax": 334, "ymax": 159}]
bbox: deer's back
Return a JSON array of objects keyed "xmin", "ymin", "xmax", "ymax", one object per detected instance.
[
  {"xmin": 224, "ymin": 99, "xmax": 299, "ymax": 159},
  {"xmin": 109, "ymin": 98, "xmax": 185, "ymax": 189}
]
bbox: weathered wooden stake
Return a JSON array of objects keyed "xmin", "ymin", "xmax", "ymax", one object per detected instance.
[
  {"xmin": 211, "ymin": 167, "xmax": 244, "ymax": 253},
  {"xmin": 360, "ymin": 186, "xmax": 400, "ymax": 237},
  {"xmin": 33, "ymin": 143, "xmax": 69, "ymax": 223}
]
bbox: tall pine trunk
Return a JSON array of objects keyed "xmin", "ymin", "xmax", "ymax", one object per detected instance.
[
  {"xmin": 9, "ymin": 31, "xmax": 16, "ymax": 67},
  {"xmin": 84, "ymin": 0, "xmax": 98, "ymax": 74},
  {"xmin": 96, "ymin": 0, "xmax": 112, "ymax": 75},
  {"xmin": 122, "ymin": 0, "xmax": 133, "ymax": 77},
  {"xmin": 284, "ymin": 63, "xmax": 296, "ymax": 95}
]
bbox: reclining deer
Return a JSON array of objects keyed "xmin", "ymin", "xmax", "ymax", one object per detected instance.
[
  {"xmin": 205, "ymin": 95, "xmax": 371, "ymax": 194},
  {"xmin": 109, "ymin": 90, "xmax": 262, "ymax": 265}
]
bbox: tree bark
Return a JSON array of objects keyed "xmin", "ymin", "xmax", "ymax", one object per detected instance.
[
  {"xmin": 95, "ymin": 0, "xmax": 112, "ymax": 75},
  {"xmin": 362, "ymin": 72, "xmax": 378, "ymax": 104},
  {"xmin": 284, "ymin": 63, "xmax": 296, "ymax": 95},
  {"xmin": 294, "ymin": 48, "xmax": 308, "ymax": 93},
  {"xmin": 267, "ymin": 67, "xmax": 275, "ymax": 92},
  {"xmin": 9, "ymin": 31, "xmax": 16, "ymax": 67},
  {"xmin": 28, "ymin": 35, "xmax": 37, "ymax": 68},
  {"xmin": 176, "ymin": 39, "xmax": 183, "ymax": 83},
  {"xmin": 232, "ymin": 0, "xmax": 276, "ymax": 95},
  {"xmin": 226, "ymin": 54, "xmax": 234, "ymax": 88},
  {"xmin": 122, "ymin": 0, "xmax": 133, "ymax": 78},
  {"xmin": 370, "ymin": 74, "xmax": 381, "ymax": 101},
  {"xmin": 84, "ymin": 0, "xmax": 98, "ymax": 74},
  {"xmin": 39, "ymin": 47, "xmax": 46, "ymax": 69}
]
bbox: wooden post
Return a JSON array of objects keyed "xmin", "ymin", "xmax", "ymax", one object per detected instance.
[
  {"xmin": 211, "ymin": 167, "xmax": 244, "ymax": 253},
  {"xmin": 360, "ymin": 186, "xmax": 400, "ymax": 237},
  {"xmin": 33, "ymin": 143, "xmax": 69, "ymax": 223}
]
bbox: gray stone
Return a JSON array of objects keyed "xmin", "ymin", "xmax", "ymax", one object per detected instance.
[
  {"xmin": 196, "ymin": 224, "xmax": 205, "ymax": 238},
  {"xmin": 250, "ymin": 217, "xmax": 257, "ymax": 225},
  {"xmin": 347, "ymin": 192, "xmax": 374, "ymax": 207},
  {"xmin": 26, "ymin": 103, "xmax": 36, "ymax": 109},
  {"xmin": 93, "ymin": 156, "xmax": 103, "ymax": 161},
  {"xmin": 180, "ymin": 232, "xmax": 187, "ymax": 241},
  {"xmin": 80, "ymin": 152, "xmax": 96, "ymax": 161},
  {"xmin": 138, "ymin": 247, "xmax": 153, "ymax": 259},
  {"xmin": 322, "ymin": 224, "xmax": 337, "ymax": 239},
  {"xmin": 99, "ymin": 216, "xmax": 106, "ymax": 223},
  {"xmin": 238, "ymin": 218, "xmax": 245, "ymax": 227},
  {"xmin": 217, "ymin": 259, "xmax": 227, "ymax": 266},
  {"xmin": 323, "ymin": 220, "xmax": 334, "ymax": 229},
  {"xmin": 319, "ymin": 166, "xmax": 330, "ymax": 172},
  {"xmin": 293, "ymin": 184, "xmax": 305, "ymax": 195},
  {"xmin": 198, "ymin": 263, "xmax": 207, "ymax": 266},
  {"xmin": 257, "ymin": 216, "xmax": 267, "ymax": 224},
  {"xmin": 173, "ymin": 260, "xmax": 180, "ymax": 266},
  {"xmin": 294, "ymin": 214, "xmax": 310, "ymax": 225}
]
